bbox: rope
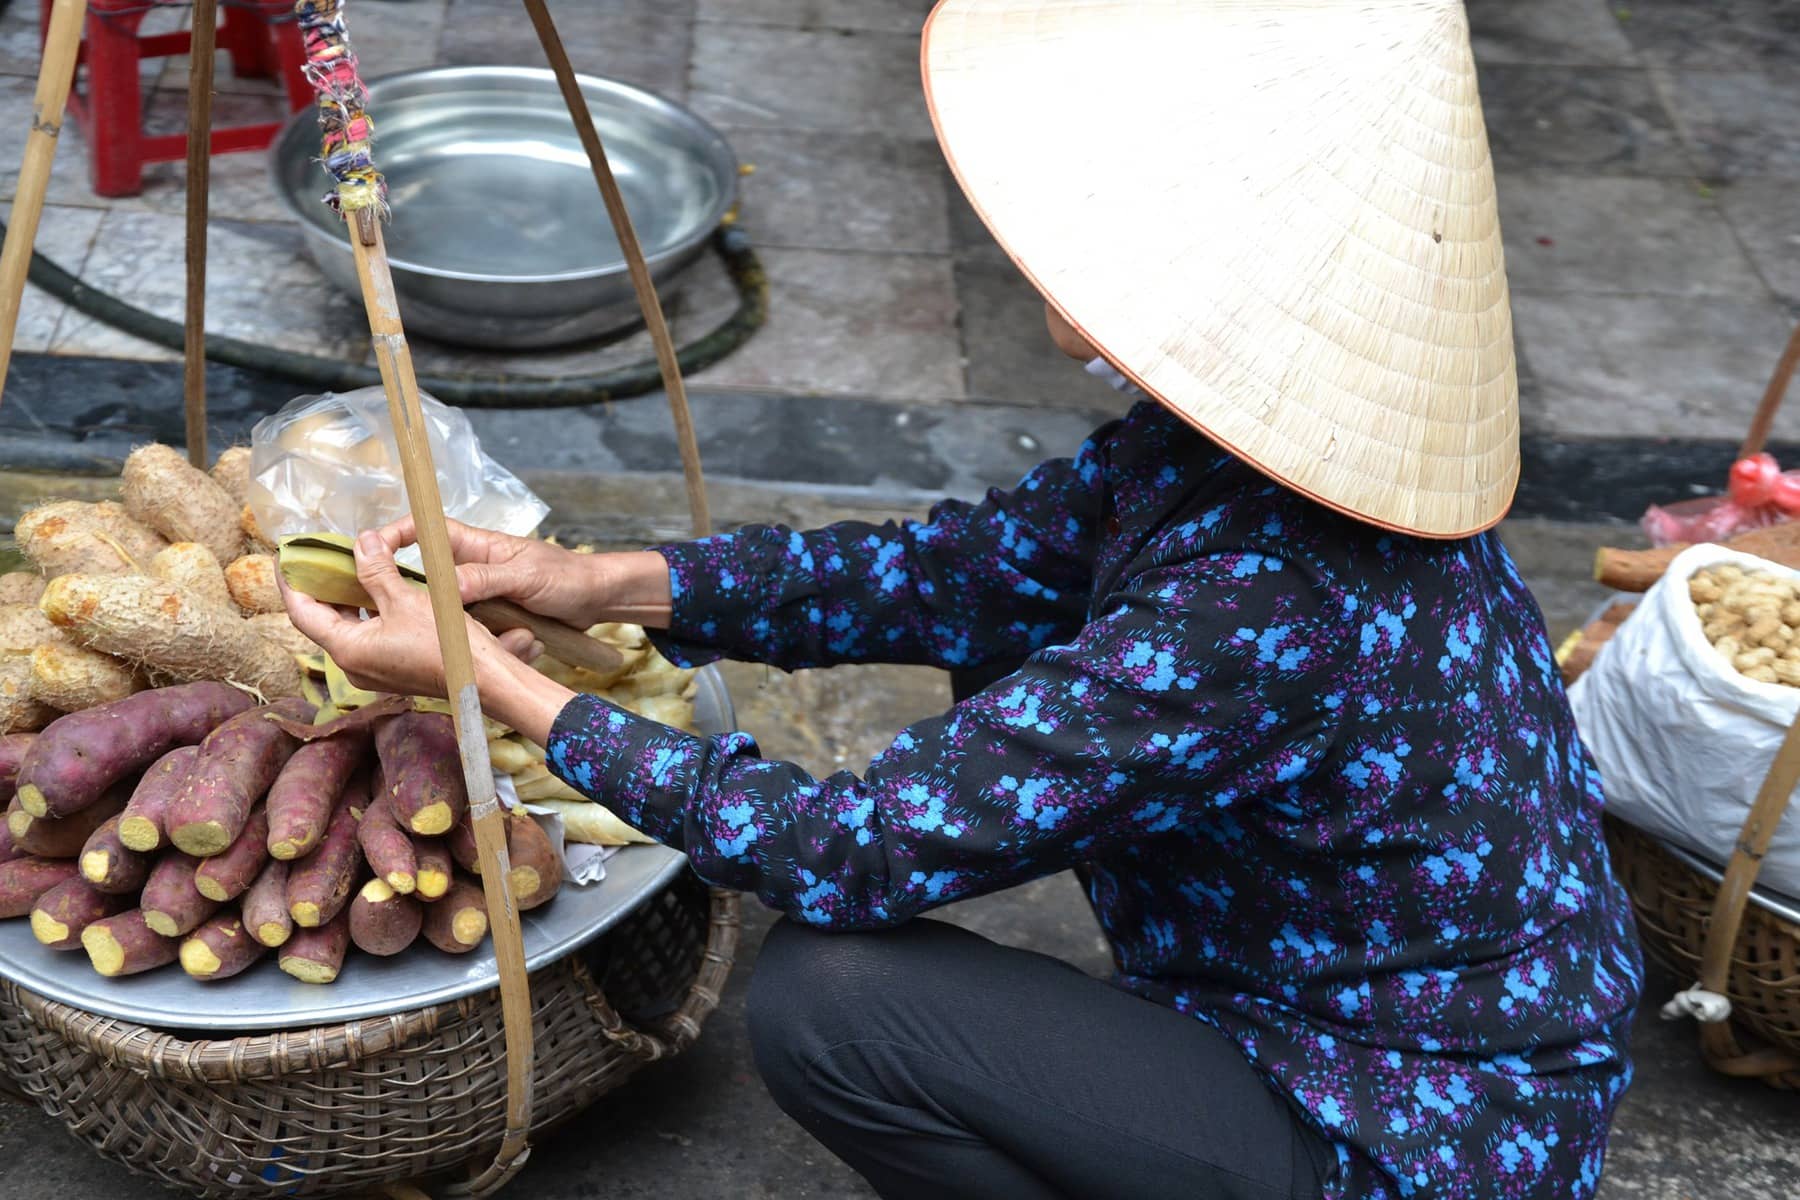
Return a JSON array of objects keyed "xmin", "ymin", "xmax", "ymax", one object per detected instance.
[
  {"xmin": 294, "ymin": 0, "xmax": 384, "ymax": 214},
  {"xmin": 1660, "ymin": 984, "xmax": 1732, "ymax": 1024}
]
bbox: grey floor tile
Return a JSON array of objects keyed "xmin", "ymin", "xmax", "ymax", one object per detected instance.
[
  {"xmin": 1714, "ymin": 177, "xmax": 1800, "ymax": 307},
  {"xmin": 1657, "ymin": 66, "xmax": 1800, "ymax": 180},
  {"xmin": 1611, "ymin": 0, "xmax": 1800, "ymax": 72},
  {"xmin": 696, "ymin": 0, "xmax": 932, "ymax": 35},
  {"xmin": 1497, "ymin": 174, "xmax": 1765, "ymax": 297},
  {"xmin": 732, "ymin": 129, "xmax": 949, "ymax": 253},
  {"xmin": 1478, "ymin": 65, "xmax": 1691, "ymax": 176},
  {"xmin": 49, "ymin": 209, "xmax": 369, "ymax": 364},
  {"xmin": 945, "ymin": 178, "xmax": 1008, "ymax": 263},
  {"xmin": 691, "ymin": 24, "xmax": 931, "ymax": 138},
  {"xmin": 1465, "ymin": 0, "xmax": 1638, "ymax": 66},
  {"xmin": 440, "ymin": 0, "xmax": 693, "ymax": 100},
  {"xmin": 1510, "ymin": 290, "xmax": 1795, "ymax": 440},
  {"xmin": 689, "ymin": 246, "xmax": 962, "ymax": 402},
  {"xmin": 6, "ymin": 203, "xmax": 102, "ymax": 355},
  {"xmin": 956, "ymin": 256, "xmax": 1130, "ymax": 415}
]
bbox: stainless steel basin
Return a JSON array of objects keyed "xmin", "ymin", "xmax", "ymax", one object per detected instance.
[{"xmin": 271, "ymin": 66, "xmax": 739, "ymax": 349}]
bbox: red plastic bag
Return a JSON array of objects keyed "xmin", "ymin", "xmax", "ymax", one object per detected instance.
[{"xmin": 1640, "ymin": 453, "xmax": 1800, "ymax": 546}]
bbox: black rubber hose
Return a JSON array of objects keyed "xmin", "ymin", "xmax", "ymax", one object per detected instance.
[{"xmin": 7, "ymin": 220, "xmax": 769, "ymax": 407}]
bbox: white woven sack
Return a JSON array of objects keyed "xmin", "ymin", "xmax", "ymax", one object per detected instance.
[{"xmin": 1570, "ymin": 544, "xmax": 1800, "ymax": 901}]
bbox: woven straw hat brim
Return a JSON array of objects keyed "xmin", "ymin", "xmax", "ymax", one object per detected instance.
[{"xmin": 922, "ymin": 0, "xmax": 1520, "ymax": 538}]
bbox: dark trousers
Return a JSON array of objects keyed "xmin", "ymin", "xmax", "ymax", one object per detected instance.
[{"xmin": 747, "ymin": 918, "xmax": 1337, "ymax": 1200}]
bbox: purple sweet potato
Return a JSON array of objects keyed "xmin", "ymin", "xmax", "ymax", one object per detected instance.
[
  {"xmin": 30, "ymin": 877, "xmax": 131, "ymax": 949},
  {"xmin": 447, "ymin": 810, "xmax": 481, "ymax": 876},
  {"xmin": 0, "ymin": 733, "xmax": 34, "ymax": 805},
  {"xmin": 140, "ymin": 851, "xmax": 220, "ymax": 937},
  {"xmin": 413, "ymin": 837, "xmax": 452, "ymax": 901},
  {"xmin": 266, "ymin": 732, "xmax": 367, "ymax": 861},
  {"xmin": 193, "ymin": 803, "xmax": 270, "ymax": 902},
  {"xmin": 0, "ymin": 856, "xmax": 81, "ymax": 918},
  {"xmin": 166, "ymin": 699, "xmax": 313, "ymax": 857},
  {"xmin": 15, "ymin": 681, "xmax": 253, "ymax": 817},
  {"xmin": 241, "ymin": 858, "xmax": 292, "ymax": 948},
  {"xmin": 82, "ymin": 909, "xmax": 178, "ymax": 976},
  {"xmin": 349, "ymin": 878, "xmax": 422, "ymax": 956},
  {"xmin": 422, "ymin": 876, "xmax": 488, "ymax": 953},
  {"xmin": 357, "ymin": 793, "xmax": 417, "ymax": 895},
  {"xmin": 278, "ymin": 911, "xmax": 350, "ymax": 984},
  {"xmin": 79, "ymin": 813, "xmax": 149, "ymax": 894},
  {"xmin": 286, "ymin": 782, "xmax": 364, "ymax": 928},
  {"xmin": 376, "ymin": 712, "xmax": 468, "ymax": 836},
  {"xmin": 117, "ymin": 745, "xmax": 199, "ymax": 853},
  {"xmin": 179, "ymin": 914, "xmax": 267, "ymax": 980},
  {"xmin": 0, "ymin": 820, "xmax": 19, "ymax": 867},
  {"xmin": 8, "ymin": 786, "xmax": 127, "ymax": 858},
  {"xmin": 506, "ymin": 812, "xmax": 562, "ymax": 912}
]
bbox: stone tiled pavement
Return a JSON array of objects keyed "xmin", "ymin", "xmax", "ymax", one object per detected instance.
[{"xmin": 0, "ymin": 1, "xmax": 1798, "ymax": 1197}]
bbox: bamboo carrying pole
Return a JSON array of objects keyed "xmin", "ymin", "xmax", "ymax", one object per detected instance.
[
  {"xmin": 522, "ymin": 0, "xmax": 710, "ymax": 538},
  {"xmin": 0, "ymin": 0, "xmax": 88, "ymax": 405},
  {"xmin": 345, "ymin": 208, "xmax": 536, "ymax": 1191},
  {"xmin": 1739, "ymin": 318, "xmax": 1800, "ymax": 461},
  {"xmin": 184, "ymin": 0, "xmax": 220, "ymax": 468}
]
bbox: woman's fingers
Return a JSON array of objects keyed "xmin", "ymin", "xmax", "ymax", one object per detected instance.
[
  {"xmin": 353, "ymin": 532, "xmax": 411, "ymax": 613},
  {"xmin": 280, "ymin": 577, "xmax": 360, "ymax": 651},
  {"xmin": 496, "ymin": 628, "xmax": 537, "ymax": 662},
  {"xmin": 456, "ymin": 559, "xmax": 533, "ymax": 606}
]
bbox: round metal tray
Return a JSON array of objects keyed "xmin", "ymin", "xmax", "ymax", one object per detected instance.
[{"xmin": 0, "ymin": 666, "xmax": 733, "ymax": 1031}]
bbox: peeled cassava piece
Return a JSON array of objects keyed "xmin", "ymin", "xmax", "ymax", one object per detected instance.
[
  {"xmin": 16, "ymin": 682, "xmax": 251, "ymax": 818},
  {"xmin": 122, "ymin": 445, "xmax": 243, "ymax": 566},
  {"xmin": 150, "ymin": 542, "xmax": 234, "ymax": 611},
  {"xmin": 40, "ymin": 574, "xmax": 303, "ymax": 698},
  {"xmin": 166, "ymin": 699, "xmax": 310, "ymax": 856},
  {"xmin": 29, "ymin": 643, "xmax": 145, "ymax": 712}
]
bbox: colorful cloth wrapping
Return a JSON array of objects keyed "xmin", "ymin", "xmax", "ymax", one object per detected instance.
[{"xmin": 294, "ymin": 0, "xmax": 387, "ymax": 213}]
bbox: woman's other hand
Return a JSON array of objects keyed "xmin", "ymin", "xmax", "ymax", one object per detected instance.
[{"xmin": 377, "ymin": 516, "xmax": 673, "ymax": 630}]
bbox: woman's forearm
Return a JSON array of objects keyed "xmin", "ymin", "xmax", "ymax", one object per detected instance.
[{"xmin": 585, "ymin": 550, "xmax": 674, "ymax": 629}]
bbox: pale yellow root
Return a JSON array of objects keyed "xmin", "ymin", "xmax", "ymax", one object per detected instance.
[
  {"xmin": 122, "ymin": 445, "xmax": 242, "ymax": 566},
  {"xmin": 150, "ymin": 542, "xmax": 233, "ymax": 610},
  {"xmin": 179, "ymin": 938, "xmax": 223, "ymax": 977},
  {"xmin": 142, "ymin": 910, "xmax": 181, "ymax": 938},
  {"xmin": 0, "ymin": 655, "xmax": 55, "ymax": 733},
  {"xmin": 277, "ymin": 952, "xmax": 338, "ymax": 984},
  {"xmin": 210, "ymin": 446, "xmax": 253, "ymax": 504},
  {"xmin": 118, "ymin": 815, "xmax": 161, "ymax": 853},
  {"xmin": 39, "ymin": 573, "xmax": 303, "ymax": 698},
  {"xmin": 30, "ymin": 643, "xmax": 145, "ymax": 711},
  {"xmin": 415, "ymin": 865, "xmax": 449, "ymax": 900},
  {"xmin": 409, "ymin": 802, "xmax": 453, "ymax": 837},
  {"xmin": 290, "ymin": 900, "xmax": 322, "ymax": 927},
  {"xmin": 451, "ymin": 908, "xmax": 487, "ymax": 947},
  {"xmin": 80, "ymin": 849, "xmax": 113, "ymax": 884},
  {"xmin": 0, "ymin": 573, "xmax": 45, "ymax": 605},
  {"xmin": 224, "ymin": 554, "xmax": 284, "ymax": 615},
  {"xmin": 171, "ymin": 820, "xmax": 232, "ymax": 858},
  {"xmin": 255, "ymin": 921, "xmax": 291, "ymax": 947}
]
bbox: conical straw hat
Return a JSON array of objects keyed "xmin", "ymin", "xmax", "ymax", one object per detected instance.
[{"xmin": 922, "ymin": 0, "xmax": 1519, "ymax": 538}]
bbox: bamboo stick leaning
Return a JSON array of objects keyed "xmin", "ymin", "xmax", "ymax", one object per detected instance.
[
  {"xmin": 0, "ymin": 0, "xmax": 89, "ymax": 405},
  {"xmin": 293, "ymin": 1, "xmax": 535, "ymax": 1187},
  {"xmin": 184, "ymin": 0, "xmax": 221, "ymax": 468}
]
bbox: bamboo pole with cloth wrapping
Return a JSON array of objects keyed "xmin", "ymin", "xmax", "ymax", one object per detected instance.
[
  {"xmin": 292, "ymin": 2, "xmax": 535, "ymax": 1188},
  {"xmin": 0, "ymin": 0, "xmax": 88, "ymax": 405}
]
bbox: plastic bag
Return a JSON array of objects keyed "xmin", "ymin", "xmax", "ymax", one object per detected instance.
[
  {"xmin": 1568, "ymin": 544, "xmax": 1800, "ymax": 901},
  {"xmin": 1639, "ymin": 452, "xmax": 1800, "ymax": 546},
  {"xmin": 246, "ymin": 388, "xmax": 549, "ymax": 564}
]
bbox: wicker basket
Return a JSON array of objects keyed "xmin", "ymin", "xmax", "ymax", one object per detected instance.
[{"xmin": 0, "ymin": 876, "xmax": 739, "ymax": 1198}]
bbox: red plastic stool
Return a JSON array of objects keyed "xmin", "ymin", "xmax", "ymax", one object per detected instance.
[{"xmin": 41, "ymin": 0, "xmax": 311, "ymax": 197}]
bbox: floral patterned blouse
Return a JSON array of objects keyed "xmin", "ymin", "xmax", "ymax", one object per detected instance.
[{"xmin": 546, "ymin": 399, "xmax": 1643, "ymax": 1200}]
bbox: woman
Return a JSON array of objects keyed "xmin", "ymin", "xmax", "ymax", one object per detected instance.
[{"xmin": 286, "ymin": 3, "xmax": 1642, "ymax": 1198}]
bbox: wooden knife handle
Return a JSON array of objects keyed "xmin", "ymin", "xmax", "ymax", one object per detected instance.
[{"xmin": 467, "ymin": 598, "xmax": 624, "ymax": 675}]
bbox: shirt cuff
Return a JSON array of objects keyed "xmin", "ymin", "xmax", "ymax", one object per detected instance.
[
  {"xmin": 545, "ymin": 692, "xmax": 704, "ymax": 846},
  {"xmin": 647, "ymin": 542, "xmax": 731, "ymax": 668}
]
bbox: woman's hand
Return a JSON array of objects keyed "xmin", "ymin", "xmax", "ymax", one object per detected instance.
[{"xmin": 377, "ymin": 516, "xmax": 674, "ymax": 630}]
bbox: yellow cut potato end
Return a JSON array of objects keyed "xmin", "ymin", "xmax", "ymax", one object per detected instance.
[
  {"xmin": 385, "ymin": 871, "xmax": 416, "ymax": 896},
  {"xmin": 30, "ymin": 910, "xmax": 70, "ymax": 946},
  {"xmin": 508, "ymin": 865, "xmax": 541, "ymax": 898},
  {"xmin": 416, "ymin": 866, "xmax": 450, "ymax": 900},
  {"xmin": 256, "ymin": 921, "xmax": 291, "ymax": 948},
  {"xmin": 82, "ymin": 925, "xmax": 125, "ymax": 976},
  {"xmin": 194, "ymin": 875, "xmax": 230, "ymax": 903},
  {"xmin": 16, "ymin": 783, "xmax": 47, "ymax": 818},
  {"xmin": 290, "ymin": 900, "xmax": 322, "ymax": 927},
  {"xmin": 171, "ymin": 821, "xmax": 231, "ymax": 857},
  {"xmin": 278, "ymin": 953, "xmax": 338, "ymax": 984},
  {"xmin": 452, "ymin": 908, "xmax": 488, "ymax": 947},
  {"xmin": 118, "ymin": 816, "xmax": 159, "ymax": 852},
  {"xmin": 179, "ymin": 939, "xmax": 223, "ymax": 978},
  {"xmin": 143, "ymin": 910, "xmax": 180, "ymax": 938},
  {"xmin": 80, "ymin": 850, "xmax": 111, "ymax": 883},
  {"xmin": 7, "ymin": 809, "xmax": 31, "ymax": 839},
  {"xmin": 409, "ymin": 802, "xmax": 453, "ymax": 836},
  {"xmin": 362, "ymin": 878, "xmax": 396, "ymax": 904},
  {"xmin": 269, "ymin": 838, "xmax": 303, "ymax": 861}
]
